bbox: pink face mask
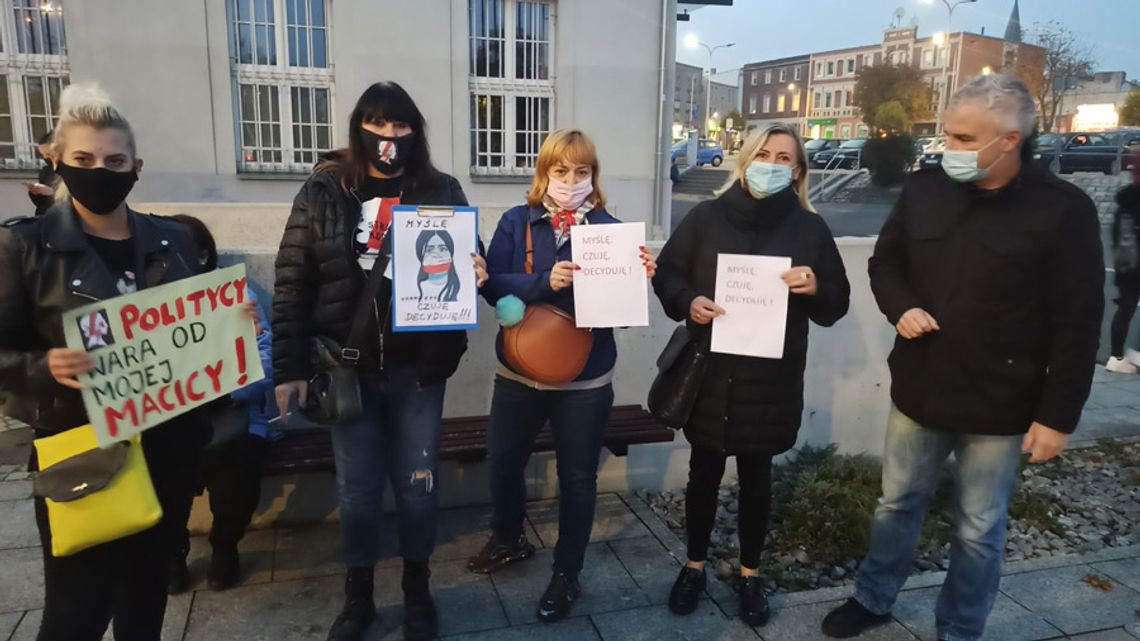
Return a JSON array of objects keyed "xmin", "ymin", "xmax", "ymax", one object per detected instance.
[{"xmin": 546, "ymin": 176, "xmax": 594, "ymax": 210}]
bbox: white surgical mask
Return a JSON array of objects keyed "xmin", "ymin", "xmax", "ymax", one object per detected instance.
[
  {"xmin": 546, "ymin": 176, "xmax": 594, "ymax": 210},
  {"xmin": 745, "ymin": 161, "xmax": 793, "ymax": 198},
  {"xmin": 941, "ymin": 135, "xmax": 1007, "ymax": 183}
]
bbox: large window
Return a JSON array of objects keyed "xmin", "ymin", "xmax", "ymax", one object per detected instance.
[
  {"xmin": 228, "ymin": 0, "xmax": 333, "ymax": 173},
  {"xmin": 468, "ymin": 0, "xmax": 554, "ymax": 176},
  {"xmin": 0, "ymin": 1, "xmax": 69, "ymax": 170}
]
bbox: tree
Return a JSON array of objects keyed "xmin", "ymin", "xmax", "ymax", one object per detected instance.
[
  {"xmin": 854, "ymin": 64, "xmax": 930, "ymax": 131},
  {"xmin": 1028, "ymin": 20, "xmax": 1095, "ymax": 133},
  {"xmin": 1121, "ymin": 89, "xmax": 1140, "ymax": 127},
  {"xmin": 874, "ymin": 101, "xmax": 911, "ymax": 135},
  {"xmin": 721, "ymin": 110, "xmax": 745, "ymax": 131}
]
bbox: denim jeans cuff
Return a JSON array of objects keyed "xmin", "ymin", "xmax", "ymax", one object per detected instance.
[{"xmin": 852, "ymin": 590, "xmax": 891, "ymax": 617}]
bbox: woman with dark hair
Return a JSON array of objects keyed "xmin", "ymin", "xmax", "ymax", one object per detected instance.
[
  {"xmin": 272, "ymin": 81, "xmax": 487, "ymax": 641},
  {"xmin": 415, "ymin": 230, "xmax": 460, "ymax": 302}
]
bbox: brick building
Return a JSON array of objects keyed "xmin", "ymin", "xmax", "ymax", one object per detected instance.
[{"xmin": 741, "ymin": 54, "xmax": 810, "ymax": 133}]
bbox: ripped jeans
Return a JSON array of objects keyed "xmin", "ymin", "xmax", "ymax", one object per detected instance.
[{"xmin": 330, "ymin": 369, "xmax": 446, "ymax": 566}]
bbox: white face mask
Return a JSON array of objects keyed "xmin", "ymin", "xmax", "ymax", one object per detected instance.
[{"xmin": 941, "ymin": 135, "xmax": 1007, "ymax": 183}]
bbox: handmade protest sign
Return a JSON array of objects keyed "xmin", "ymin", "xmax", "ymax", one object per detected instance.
[
  {"xmin": 710, "ymin": 254, "xmax": 791, "ymax": 359},
  {"xmin": 390, "ymin": 205, "xmax": 479, "ymax": 332},
  {"xmin": 62, "ymin": 265, "xmax": 263, "ymax": 448},
  {"xmin": 571, "ymin": 222, "xmax": 649, "ymax": 328}
]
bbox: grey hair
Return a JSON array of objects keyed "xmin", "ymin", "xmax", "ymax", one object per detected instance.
[{"xmin": 948, "ymin": 73, "xmax": 1037, "ymax": 136}]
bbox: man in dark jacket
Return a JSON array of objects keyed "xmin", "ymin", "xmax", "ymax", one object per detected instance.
[{"xmin": 823, "ymin": 75, "xmax": 1104, "ymax": 641}]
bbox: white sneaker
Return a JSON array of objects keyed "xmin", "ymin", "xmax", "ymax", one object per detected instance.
[
  {"xmin": 1125, "ymin": 348, "xmax": 1140, "ymax": 367},
  {"xmin": 1106, "ymin": 356, "xmax": 1138, "ymax": 374}
]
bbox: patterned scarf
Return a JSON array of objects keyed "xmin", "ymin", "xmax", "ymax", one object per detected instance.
[{"xmin": 542, "ymin": 196, "xmax": 595, "ymax": 248}]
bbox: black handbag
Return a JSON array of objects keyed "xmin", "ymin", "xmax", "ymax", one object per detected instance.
[
  {"xmin": 301, "ymin": 247, "xmax": 391, "ymax": 426},
  {"xmin": 648, "ymin": 325, "xmax": 710, "ymax": 429}
]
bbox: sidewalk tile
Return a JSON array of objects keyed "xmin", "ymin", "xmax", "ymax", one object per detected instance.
[
  {"xmin": 607, "ymin": 536, "xmax": 686, "ymax": 606},
  {"xmin": 442, "ymin": 616, "xmax": 599, "ymax": 641},
  {"xmin": 420, "ymin": 559, "xmax": 509, "ymax": 636},
  {"xmin": 999, "ymin": 564, "xmax": 1140, "ymax": 635},
  {"xmin": 273, "ymin": 523, "xmax": 348, "ymax": 582},
  {"xmin": 0, "ymin": 500, "xmax": 38, "ymax": 549},
  {"xmin": 490, "ymin": 543, "xmax": 648, "ymax": 626},
  {"xmin": 591, "ymin": 601, "xmax": 759, "ymax": 640},
  {"xmin": 620, "ymin": 492, "xmax": 687, "ymax": 559},
  {"xmin": 0, "ymin": 547, "xmax": 43, "ymax": 614},
  {"xmin": 760, "ymin": 600, "xmax": 918, "ymax": 641},
  {"xmin": 0, "ymin": 480, "xmax": 31, "ymax": 501},
  {"xmin": 0, "ymin": 612, "xmax": 22, "ymax": 639},
  {"xmin": 1067, "ymin": 630, "xmax": 1137, "ymax": 640},
  {"xmin": 184, "ymin": 529, "xmax": 275, "ymax": 590},
  {"xmin": 891, "ymin": 587, "xmax": 1062, "ymax": 641},
  {"xmin": 11, "ymin": 593, "xmax": 193, "ymax": 641},
  {"xmin": 1093, "ymin": 558, "xmax": 1140, "ymax": 593},
  {"xmin": 528, "ymin": 494, "xmax": 651, "ymax": 547},
  {"xmin": 184, "ymin": 575, "xmax": 351, "ymax": 641},
  {"xmin": 376, "ymin": 504, "xmax": 544, "ymax": 568}
]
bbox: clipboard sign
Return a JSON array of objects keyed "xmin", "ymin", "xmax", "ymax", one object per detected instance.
[{"xmin": 390, "ymin": 205, "xmax": 480, "ymax": 332}]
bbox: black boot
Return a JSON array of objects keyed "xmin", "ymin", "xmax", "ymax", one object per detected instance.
[
  {"xmin": 167, "ymin": 552, "xmax": 191, "ymax": 595},
  {"xmin": 327, "ymin": 566, "xmax": 376, "ymax": 641},
  {"xmin": 738, "ymin": 576, "xmax": 770, "ymax": 627},
  {"xmin": 821, "ymin": 598, "xmax": 892, "ymax": 638},
  {"xmin": 667, "ymin": 566, "xmax": 706, "ymax": 615},
  {"xmin": 466, "ymin": 534, "xmax": 535, "ymax": 575},
  {"xmin": 207, "ymin": 542, "xmax": 241, "ymax": 591},
  {"xmin": 536, "ymin": 571, "xmax": 581, "ymax": 623},
  {"xmin": 402, "ymin": 560, "xmax": 438, "ymax": 641}
]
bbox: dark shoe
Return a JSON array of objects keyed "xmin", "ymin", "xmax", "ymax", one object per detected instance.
[
  {"xmin": 207, "ymin": 544, "xmax": 241, "ymax": 591},
  {"xmin": 167, "ymin": 555, "xmax": 190, "ymax": 595},
  {"xmin": 738, "ymin": 576, "xmax": 770, "ymax": 627},
  {"xmin": 402, "ymin": 560, "xmax": 438, "ymax": 641},
  {"xmin": 536, "ymin": 572, "xmax": 581, "ymax": 622},
  {"xmin": 821, "ymin": 598, "xmax": 892, "ymax": 638},
  {"xmin": 327, "ymin": 566, "xmax": 377, "ymax": 641},
  {"xmin": 466, "ymin": 534, "xmax": 536, "ymax": 574},
  {"xmin": 667, "ymin": 566, "xmax": 706, "ymax": 615}
]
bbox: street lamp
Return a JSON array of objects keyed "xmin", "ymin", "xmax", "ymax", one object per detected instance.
[
  {"xmin": 685, "ymin": 35, "xmax": 735, "ymax": 137},
  {"xmin": 981, "ymin": 65, "xmax": 993, "ymax": 75},
  {"xmin": 921, "ymin": 0, "xmax": 976, "ymax": 136}
]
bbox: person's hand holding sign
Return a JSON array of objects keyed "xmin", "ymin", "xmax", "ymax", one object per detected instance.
[
  {"xmin": 782, "ymin": 266, "xmax": 817, "ymax": 296},
  {"xmin": 690, "ymin": 295, "xmax": 726, "ymax": 325},
  {"xmin": 241, "ymin": 301, "xmax": 265, "ymax": 334},
  {"xmin": 471, "ymin": 253, "xmax": 489, "ymax": 288},
  {"xmin": 640, "ymin": 246, "xmax": 657, "ymax": 278},
  {"xmin": 48, "ymin": 348, "xmax": 93, "ymax": 390},
  {"xmin": 550, "ymin": 261, "xmax": 579, "ymax": 292}
]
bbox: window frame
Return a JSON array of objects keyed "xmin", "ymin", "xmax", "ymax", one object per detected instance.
[{"xmin": 0, "ymin": 1, "xmax": 70, "ymax": 171}]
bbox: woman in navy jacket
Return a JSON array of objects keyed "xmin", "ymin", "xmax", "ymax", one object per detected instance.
[{"xmin": 467, "ymin": 129, "xmax": 654, "ymax": 622}]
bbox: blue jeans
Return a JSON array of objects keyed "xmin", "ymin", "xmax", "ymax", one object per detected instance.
[
  {"xmin": 488, "ymin": 376, "xmax": 614, "ymax": 578},
  {"xmin": 329, "ymin": 369, "xmax": 446, "ymax": 567},
  {"xmin": 854, "ymin": 407, "xmax": 1023, "ymax": 641}
]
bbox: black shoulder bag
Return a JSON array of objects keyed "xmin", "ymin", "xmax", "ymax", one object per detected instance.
[{"xmin": 302, "ymin": 252, "xmax": 391, "ymax": 426}]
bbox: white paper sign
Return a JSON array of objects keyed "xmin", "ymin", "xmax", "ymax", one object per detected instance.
[
  {"xmin": 390, "ymin": 206, "xmax": 480, "ymax": 332},
  {"xmin": 711, "ymin": 254, "xmax": 791, "ymax": 359},
  {"xmin": 571, "ymin": 222, "xmax": 649, "ymax": 328}
]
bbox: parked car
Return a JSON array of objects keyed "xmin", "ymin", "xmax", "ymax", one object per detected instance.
[
  {"xmin": 813, "ymin": 138, "xmax": 867, "ymax": 170},
  {"xmin": 671, "ymin": 139, "xmax": 725, "ymax": 167},
  {"xmin": 805, "ymin": 138, "xmax": 843, "ymax": 162},
  {"xmin": 919, "ymin": 138, "xmax": 947, "ymax": 170},
  {"xmin": 1032, "ymin": 133, "xmax": 1065, "ymax": 173},
  {"xmin": 1057, "ymin": 130, "xmax": 1140, "ymax": 175}
]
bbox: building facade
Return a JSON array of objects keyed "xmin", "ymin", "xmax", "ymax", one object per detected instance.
[
  {"xmin": 0, "ymin": 0, "xmax": 672, "ymax": 234},
  {"xmin": 707, "ymin": 79, "xmax": 738, "ymax": 123},
  {"xmin": 806, "ymin": 45, "xmax": 879, "ymax": 140},
  {"xmin": 1053, "ymin": 71, "xmax": 1139, "ymax": 132},
  {"xmin": 673, "ymin": 61, "xmax": 704, "ymax": 133},
  {"xmin": 741, "ymin": 54, "xmax": 809, "ymax": 133}
]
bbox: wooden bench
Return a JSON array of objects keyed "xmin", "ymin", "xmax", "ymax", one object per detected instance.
[{"xmin": 263, "ymin": 404, "xmax": 674, "ymax": 476}]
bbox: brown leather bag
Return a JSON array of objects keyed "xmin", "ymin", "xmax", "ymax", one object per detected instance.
[{"xmin": 501, "ymin": 222, "xmax": 594, "ymax": 385}]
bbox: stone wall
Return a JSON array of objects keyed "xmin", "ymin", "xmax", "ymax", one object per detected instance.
[{"xmin": 1060, "ymin": 173, "xmax": 1132, "ymax": 224}]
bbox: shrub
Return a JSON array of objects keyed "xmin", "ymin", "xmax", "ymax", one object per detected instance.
[{"xmin": 863, "ymin": 134, "xmax": 916, "ymax": 187}]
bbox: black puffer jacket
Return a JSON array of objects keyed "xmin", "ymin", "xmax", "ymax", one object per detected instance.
[
  {"xmin": 0, "ymin": 204, "xmax": 204, "ymax": 437},
  {"xmin": 272, "ymin": 159, "xmax": 470, "ymax": 385},
  {"xmin": 653, "ymin": 183, "xmax": 850, "ymax": 455},
  {"xmin": 1112, "ymin": 182, "xmax": 1140, "ymax": 285}
]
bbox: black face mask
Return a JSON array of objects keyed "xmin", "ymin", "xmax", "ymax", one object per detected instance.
[
  {"xmin": 360, "ymin": 130, "xmax": 415, "ymax": 174},
  {"xmin": 54, "ymin": 163, "xmax": 138, "ymax": 216}
]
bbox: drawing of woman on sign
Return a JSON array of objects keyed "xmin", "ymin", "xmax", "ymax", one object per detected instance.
[{"xmin": 416, "ymin": 229, "xmax": 460, "ymax": 302}]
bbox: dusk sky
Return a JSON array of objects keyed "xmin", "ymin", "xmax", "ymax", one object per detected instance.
[{"xmin": 675, "ymin": 0, "xmax": 1140, "ymax": 87}]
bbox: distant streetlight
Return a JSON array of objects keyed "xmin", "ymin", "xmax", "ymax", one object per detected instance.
[
  {"xmin": 920, "ymin": 0, "xmax": 978, "ymax": 135},
  {"xmin": 788, "ymin": 83, "xmax": 796, "ymax": 91},
  {"xmin": 686, "ymin": 36, "xmax": 735, "ymax": 137},
  {"xmin": 982, "ymin": 65, "xmax": 993, "ymax": 75}
]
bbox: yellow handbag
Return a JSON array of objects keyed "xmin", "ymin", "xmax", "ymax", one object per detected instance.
[{"xmin": 32, "ymin": 425, "xmax": 163, "ymax": 557}]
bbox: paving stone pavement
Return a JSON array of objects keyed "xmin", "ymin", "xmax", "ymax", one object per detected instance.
[{"xmin": 1, "ymin": 490, "xmax": 1139, "ymax": 640}]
